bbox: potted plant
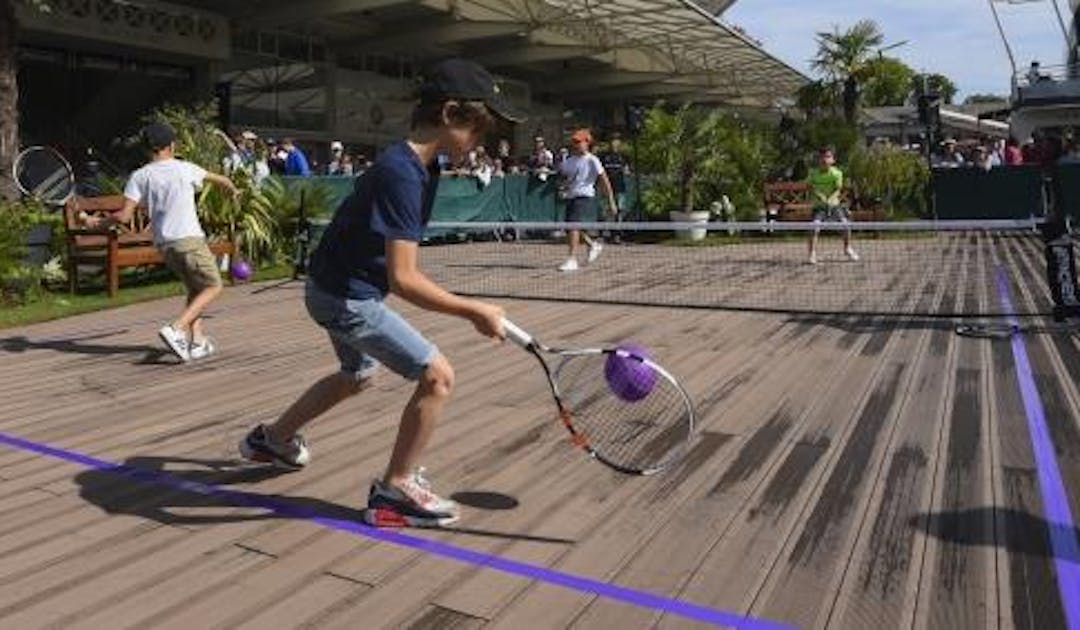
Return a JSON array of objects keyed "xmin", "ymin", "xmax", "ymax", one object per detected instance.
[{"xmin": 637, "ymin": 104, "xmax": 777, "ymax": 240}]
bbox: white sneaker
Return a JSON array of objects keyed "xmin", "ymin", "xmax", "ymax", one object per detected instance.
[
  {"xmin": 587, "ymin": 241, "xmax": 604, "ymax": 264},
  {"xmin": 845, "ymin": 247, "xmax": 860, "ymax": 261},
  {"xmin": 158, "ymin": 325, "xmax": 191, "ymax": 362},
  {"xmin": 558, "ymin": 258, "xmax": 579, "ymax": 272},
  {"xmin": 808, "ymin": 252, "xmax": 818, "ymax": 265},
  {"xmin": 189, "ymin": 338, "xmax": 216, "ymax": 360}
]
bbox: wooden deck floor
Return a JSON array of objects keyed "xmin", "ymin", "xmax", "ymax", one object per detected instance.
[{"xmin": 1, "ymin": 244, "xmax": 1079, "ymax": 629}]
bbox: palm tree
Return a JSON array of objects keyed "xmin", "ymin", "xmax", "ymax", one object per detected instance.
[
  {"xmin": 0, "ymin": 0, "xmax": 18, "ymax": 201},
  {"xmin": 811, "ymin": 20, "xmax": 884, "ymax": 124}
]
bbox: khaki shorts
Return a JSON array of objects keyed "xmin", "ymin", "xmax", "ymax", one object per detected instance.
[{"xmin": 161, "ymin": 237, "xmax": 223, "ymax": 300}]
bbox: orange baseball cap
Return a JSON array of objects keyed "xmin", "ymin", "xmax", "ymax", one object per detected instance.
[{"xmin": 571, "ymin": 129, "xmax": 593, "ymax": 144}]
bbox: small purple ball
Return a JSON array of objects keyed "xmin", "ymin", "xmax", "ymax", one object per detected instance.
[
  {"xmin": 230, "ymin": 259, "xmax": 254, "ymax": 282},
  {"xmin": 604, "ymin": 343, "xmax": 658, "ymax": 402}
]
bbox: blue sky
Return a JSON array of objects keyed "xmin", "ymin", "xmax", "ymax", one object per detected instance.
[{"xmin": 725, "ymin": 0, "xmax": 1073, "ymax": 99}]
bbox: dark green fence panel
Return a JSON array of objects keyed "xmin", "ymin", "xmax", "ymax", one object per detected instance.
[
  {"xmin": 932, "ymin": 166, "xmax": 1044, "ymax": 219},
  {"xmin": 1053, "ymin": 164, "xmax": 1080, "ymax": 221},
  {"xmin": 285, "ymin": 173, "xmax": 642, "ymax": 222}
]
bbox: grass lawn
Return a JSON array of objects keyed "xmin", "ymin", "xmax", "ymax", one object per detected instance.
[{"xmin": 0, "ymin": 264, "xmax": 293, "ymax": 330}]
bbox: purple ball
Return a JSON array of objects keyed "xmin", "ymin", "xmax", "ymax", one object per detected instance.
[
  {"xmin": 230, "ymin": 259, "xmax": 254, "ymax": 282},
  {"xmin": 604, "ymin": 343, "xmax": 659, "ymax": 402}
]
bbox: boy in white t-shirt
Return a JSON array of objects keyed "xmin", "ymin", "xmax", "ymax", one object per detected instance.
[
  {"xmin": 556, "ymin": 128, "xmax": 618, "ymax": 272},
  {"xmin": 84, "ymin": 122, "xmax": 239, "ymax": 361}
]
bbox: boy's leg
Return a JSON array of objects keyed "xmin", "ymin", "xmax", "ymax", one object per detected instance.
[
  {"xmin": 241, "ymin": 287, "xmax": 379, "ymax": 468},
  {"xmin": 840, "ymin": 208, "xmax": 859, "ymax": 260},
  {"xmin": 810, "ymin": 206, "xmax": 836, "ymax": 264},
  {"xmin": 163, "ymin": 239, "xmax": 224, "ymax": 344},
  {"xmin": 179, "ymin": 284, "xmax": 222, "ymax": 343},
  {"xmin": 559, "ymin": 198, "xmax": 582, "ymax": 271},
  {"xmin": 384, "ymin": 353, "xmax": 454, "ymax": 484},
  {"xmin": 267, "ymin": 371, "xmax": 371, "ymax": 444}
]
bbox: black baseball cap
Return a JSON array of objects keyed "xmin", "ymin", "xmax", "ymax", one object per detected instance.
[
  {"xmin": 143, "ymin": 122, "xmax": 176, "ymax": 150},
  {"xmin": 419, "ymin": 59, "xmax": 526, "ymax": 123}
]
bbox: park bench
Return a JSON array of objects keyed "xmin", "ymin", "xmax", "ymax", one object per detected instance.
[
  {"xmin": 763, "ymin": 181, "xmax": 885, "ymax": 222},
  {"xmin": 64, "ymin": 195, "xmax": 234, "ymax": 297}
]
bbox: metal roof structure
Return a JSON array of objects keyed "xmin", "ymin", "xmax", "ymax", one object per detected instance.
[
  {"xmin": 504, "ymin": 0, "xmax": 809, "ymax": 106},
  {"xmin": 194, "ymin": 0, "xmax": 807, "ymax": 108}
]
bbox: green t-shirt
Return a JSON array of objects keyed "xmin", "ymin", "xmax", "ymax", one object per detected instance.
[{"xmin": 807, "ymin": 166, "xmax": 843, "ymax": 206}]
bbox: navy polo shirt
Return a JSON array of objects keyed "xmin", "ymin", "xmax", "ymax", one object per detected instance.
[{"xmin": 309, "ymin": 141, "xmax": 439, "ymax": 300}]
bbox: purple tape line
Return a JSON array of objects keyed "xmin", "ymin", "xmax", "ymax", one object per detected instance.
[
  {"xmin": 0, "ymin": 431, "xmax": 791, "ymax": 630},
  {"xmin": 995, "ymin": 267, "xmax": 1080, "ymax": 630}
]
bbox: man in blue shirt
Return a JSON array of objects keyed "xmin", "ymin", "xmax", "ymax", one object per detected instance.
[
  {"xmin": 282, "ymin": 138, "xmax": 312, "ymax": 177},
  {"xmin": 239, "ymin": 59, "xmax": 524, "ymax": 528}
]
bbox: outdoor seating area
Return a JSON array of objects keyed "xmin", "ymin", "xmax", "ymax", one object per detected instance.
[
  {"xmin": 63, "ymin": 196, "xmax": 235, "ymax": 298},
  {"xmin": 762, "ymin": 181, "xmax": 887, "ymax": 222}
]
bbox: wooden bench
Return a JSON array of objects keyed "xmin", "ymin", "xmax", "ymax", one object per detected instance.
[
  {"xmin": 763, "ymin": 181, "xmax": 885, "ymax": 222},
  {"xmin": 64, "ymin": 195, "xmax": 235, "ymax": 297}
]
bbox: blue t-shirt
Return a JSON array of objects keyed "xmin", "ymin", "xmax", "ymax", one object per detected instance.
[
  {"xmin": 285, "ymin": 148, "xmax": 312, "ymax": 177},
  {"xmin": 309, "ymin": 141, "xmax": 439, "ymax": 299}
]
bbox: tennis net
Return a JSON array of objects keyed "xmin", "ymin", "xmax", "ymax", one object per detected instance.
[{"xmin": 417, "ymin": 219, "xmax": 1076, "ymax": 318}]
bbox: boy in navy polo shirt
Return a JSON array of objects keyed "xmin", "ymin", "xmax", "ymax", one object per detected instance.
[{"xmin": 239, "ymin": 59, "xmax": 524, "ymax": 527}]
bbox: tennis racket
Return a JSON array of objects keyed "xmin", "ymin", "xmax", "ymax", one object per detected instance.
[
  {"xmin": 13, "ymin": 146, "xmax": 76, "ymax": 206},
  {"xmin": 501, "ymin": 318, "xmax": 695, "ymax": 475}
]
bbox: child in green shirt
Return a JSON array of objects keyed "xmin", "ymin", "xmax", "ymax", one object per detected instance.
[{"xmin": 807, "ymin": 147, "xmax": 859, "ymax": 264}]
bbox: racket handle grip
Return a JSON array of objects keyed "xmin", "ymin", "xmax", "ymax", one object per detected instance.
[{"xmin": 501, "ymin": 318, "xmax": 533, "ymax": 347}]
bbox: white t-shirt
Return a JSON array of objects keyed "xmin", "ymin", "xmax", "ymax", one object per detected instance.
[
  {"xmin": 123, "ymin": 158, "xmax": 208, "ymax": 245},
  {"xmin": 558, "ymin": 152, "xmax": 605, "ymax": 198}
]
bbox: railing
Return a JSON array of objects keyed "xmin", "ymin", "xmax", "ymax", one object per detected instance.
[{"xmin": 1012, "ymin": 62, "xmax": 1080, "ymax": 101}]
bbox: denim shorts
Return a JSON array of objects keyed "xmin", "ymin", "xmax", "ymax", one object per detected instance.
[{"xmin": 304, "ymin": 280, "xmax": 438, "ymax": 382}]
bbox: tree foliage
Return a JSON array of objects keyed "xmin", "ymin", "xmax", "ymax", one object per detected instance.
[
  {"xmin": 847, "ymin": 143, "xmax": 930, "ymax": 217},
  {"xmin": 811, "ymin": 20, "xmax": 884, "ymax": 123},
  {"xmin": 917, "ymin": 73, "xmax": 958, "ymax": 104},
  {"xmin": 636, "ymin": 104, "xmax": 776, "ymax": 219},
  {"xmin": 860, "ymin": 57, "xmax": 916, "ymax": 107}
]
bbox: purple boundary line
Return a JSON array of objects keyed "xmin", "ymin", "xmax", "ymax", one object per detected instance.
[
  {"xmin": 994, "ymin": 267, "xmax": 1080, "ymax": 630},
  {"xmin": 0, "ymin": 431, "xmax": 792, "ymax": 630}
]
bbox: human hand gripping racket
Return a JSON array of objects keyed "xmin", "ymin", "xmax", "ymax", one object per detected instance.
[{"xmin": 500, "ymin": 318, "xmax": 695, "ymax": 475}]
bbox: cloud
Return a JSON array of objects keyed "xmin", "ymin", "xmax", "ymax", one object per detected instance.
[{"xmin": 725, "ymin": 0, "xmax": 1072, "ymax": 98}]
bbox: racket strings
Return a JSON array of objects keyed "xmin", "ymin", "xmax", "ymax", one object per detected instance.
[
  {"xmin": 15, "ymin": 148, "xmax": 75, "ymax": 203},
  {"xmin": 555, "ymin": 354, "xmax": 691, "ymax": 472}
]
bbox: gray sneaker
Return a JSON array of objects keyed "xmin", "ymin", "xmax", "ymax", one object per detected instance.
[
  {"xmin": 239, "ymin": 424, "xmax": 310, "ymax": 470},
  {"xmin": 158, "ymin": 325, "xmax": 190, "ymax": 362}
]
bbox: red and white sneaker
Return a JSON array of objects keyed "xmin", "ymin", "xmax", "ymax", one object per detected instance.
[{"xmin": 362, "ymin": 468, "xmax": 460, "ymax": 528}]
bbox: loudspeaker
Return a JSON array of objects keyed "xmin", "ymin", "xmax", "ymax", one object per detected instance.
[
  {"xmin": 213, "ymin": 81, "xmax": 232, "ymax": 131},
  {"xmin": 626, "ymin": 104, "xmax": 647, "ymax": 134}
]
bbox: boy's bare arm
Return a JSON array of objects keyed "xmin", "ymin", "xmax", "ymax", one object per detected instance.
[
  {"xmin": 598, "ymin": 172, "xmax": 618, "ymax": 216},
  {"xmin": 83, "ymin": 197, "xmax": 137, "ymax": 229},
  {"xmin": 386, "ymin": 239, "xmax": 504, "ymax": 338}
]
